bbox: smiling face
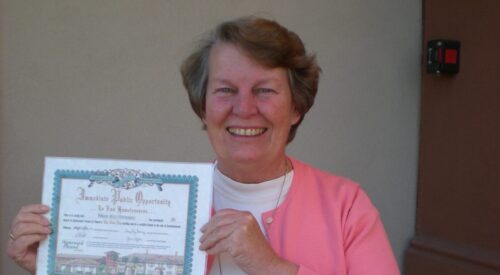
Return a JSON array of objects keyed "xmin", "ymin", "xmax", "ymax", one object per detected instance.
[{"xmin": 204, "ymin": 43, "xmax": 300, "ymax": 182}]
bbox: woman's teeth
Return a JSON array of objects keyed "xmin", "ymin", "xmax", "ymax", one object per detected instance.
[{"xmin": 227, "ymin": 128, "xmax": 266, "ymax": 136}]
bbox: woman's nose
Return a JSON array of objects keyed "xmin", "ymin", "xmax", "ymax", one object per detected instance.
[{"xmin": 233, "ymin": 91, "xmax": 258, "ymax": 117}]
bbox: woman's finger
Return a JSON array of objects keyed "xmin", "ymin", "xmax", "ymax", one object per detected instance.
[
  {"xmin": 19, "ymin": 204, "xmax": 50, "ymax": 214},
  {"xmin": 12, "ymin": 212, "xmax": 50, "ymax": 229},
  {"xmin": 203, "ymin": 237, "xmax": 229, "ymax": 255},
  {"xmin": 12, "ymin": 205, "xmax": 50, "ymax": 229},
  {"xmin": 200, "ymin": 210, "xmax": 243, "ymax": 240},
  {"xmin": 199, "ymin": 210, "xmax": 259, "ymax": 252},
  {"xmin": 6, "ymin": 233, "xmax": 47, "ymax": 259},
  {"xmin": 201, "ymin": 209, "xmax": 240, "ymax": 230},
  {"xmin": 199, "ymin": 221, "xmax": 236, "ymax": 251},
  {"xmin": 10, "ymin": 222, "xmax": 51, "ymax": 241}
]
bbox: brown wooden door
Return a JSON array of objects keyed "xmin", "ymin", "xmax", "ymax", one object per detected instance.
[{"xmin": 405, "ymin": 0, "xmax": 500, "ymax": 274}]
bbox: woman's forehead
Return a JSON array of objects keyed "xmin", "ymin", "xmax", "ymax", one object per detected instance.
[{"xmin": 208, "ymin": 43, "xmax": 287, "ymax": 80}]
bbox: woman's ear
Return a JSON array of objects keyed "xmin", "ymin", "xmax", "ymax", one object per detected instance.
[
  {"xmin": 201, "ymin": 115, "xmax": 208, "ymax": 130},
  {"xmin": 291, "ymin": 109, "xmax": 301, "ymax": 126}
]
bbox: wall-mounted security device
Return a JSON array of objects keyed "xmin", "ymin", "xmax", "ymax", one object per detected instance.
[{"xmin": 427, "ymin": 40, "xmax": 460, "ymax": 75}]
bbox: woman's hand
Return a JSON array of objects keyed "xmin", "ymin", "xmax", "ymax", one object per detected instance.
[
  {"xmin": 199, "ymin": 209, "xmax": 298, "ymax": 275},
  {"xmin": 6, "ymin": 204, "xmax": 51, "ymax": 274}
]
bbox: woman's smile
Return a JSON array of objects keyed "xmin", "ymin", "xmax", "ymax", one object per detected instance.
[{"xmin": 227, "ymin": 127, "xmax": 267, "ymax": 137}]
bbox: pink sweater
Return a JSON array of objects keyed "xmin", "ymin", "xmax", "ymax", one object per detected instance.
[{"xmin": 208, "ymin": 157, "xmax": 400, "ymax": 274}]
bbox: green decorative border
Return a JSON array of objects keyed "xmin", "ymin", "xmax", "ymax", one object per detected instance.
[{"xmin": 47, "ymin": 169, "xmax": 199, "ymax": 275}]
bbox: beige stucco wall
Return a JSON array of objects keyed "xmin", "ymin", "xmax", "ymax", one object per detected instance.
[{"xmin": 0, "ymin": 1, "xmax": 421, "ymax": 273}]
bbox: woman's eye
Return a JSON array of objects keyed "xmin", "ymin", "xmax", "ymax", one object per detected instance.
[
  {"xmin": 255, "ymin": 88, "xmax": 275, "ymax": 94},
  {"xmin": 216, "ymin": 87, "xmax": 235, "ymax": 93}
]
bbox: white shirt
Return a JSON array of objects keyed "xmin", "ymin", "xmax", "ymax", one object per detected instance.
[{"xmin": 209, "ymin": 167, "xmax": 294, "ymax": 275}]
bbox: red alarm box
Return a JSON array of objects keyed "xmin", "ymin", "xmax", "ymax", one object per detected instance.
[{"xmin": 427, "ymin": 40, "xmax": 460, "ymax": 74}]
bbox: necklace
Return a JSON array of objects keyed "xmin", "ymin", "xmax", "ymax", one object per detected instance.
[
  {"xmin": 217, "ymin": 159, "xmax": 290, "ymax": 275},
  {"xmin": 265, "ymin": 159, "xmax": 289, "ymax": 225}
]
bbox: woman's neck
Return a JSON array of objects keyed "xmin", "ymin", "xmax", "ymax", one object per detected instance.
[{"xmin": 216, "ymin": 156, "xmax": 289, "ymax": 183}]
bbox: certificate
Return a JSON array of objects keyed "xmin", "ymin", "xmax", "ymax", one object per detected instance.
[{"xmin": 37, "ymin": 157, "xmax": 213, "ymax": 275}]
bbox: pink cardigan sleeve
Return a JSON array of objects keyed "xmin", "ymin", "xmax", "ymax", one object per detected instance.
[
  {"xmin": 293, "ymin": 188, "xmax": 400, "ymax": 275},
  {"xmin": 342, "ymin": 187, "xmax": 400, "ymax": 275}
]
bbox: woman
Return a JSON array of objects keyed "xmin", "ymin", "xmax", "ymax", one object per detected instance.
[{"xmin": 7, "ymin": 16, "xmax": 400, "ymax": 274}]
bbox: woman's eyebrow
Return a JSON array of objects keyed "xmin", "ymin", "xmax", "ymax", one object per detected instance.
[{"xmin": 210, "ymin": 77, "xmax": 281, "ymax": 85}]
